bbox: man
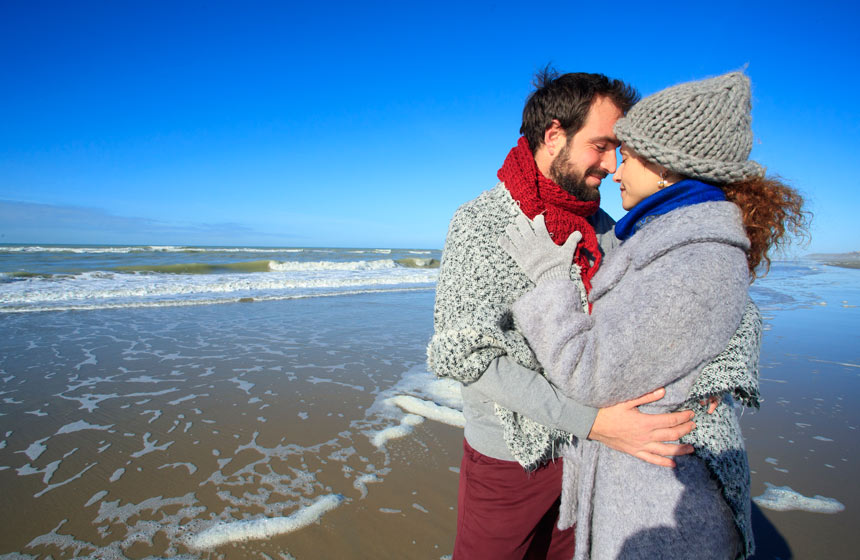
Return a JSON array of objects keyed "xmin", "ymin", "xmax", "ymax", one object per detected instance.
[{"xmin": 428, "ymin": 70, "xmax": 712, "ymax": 559}]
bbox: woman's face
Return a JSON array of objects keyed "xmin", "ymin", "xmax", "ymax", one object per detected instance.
[{"xmin": 614, "ymin": 144, "xmax": 665, "ymax": 210}]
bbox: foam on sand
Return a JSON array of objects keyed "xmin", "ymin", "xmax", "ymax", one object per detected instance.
[
  {"xmin": 353, "ymin": 473, "xmax": 379, "ymax": 499},
  {"xmin": 385, "ymin": 395, "xmax": 465, "ymax": 428},
  {"xmin": 186, "ymin": 494, "xmax": 345, "ymax": 550},
  {"xmin": 371, "ymin": 414, "xmax": 425, "ymax": 448},
  {"xmin": 753, "ymin": 483, "xmax": 845, "ymax": 513},
  {"xmin": 365, "ymin": 365, "xmax": 465, "ymax": 449},
  {"xmin": 55, "ymin": 420, "xmax": 114, "ymax": 435},
  {"xmin": 18, "ymin": 437, "xmax": 48, "ymax": 461}
]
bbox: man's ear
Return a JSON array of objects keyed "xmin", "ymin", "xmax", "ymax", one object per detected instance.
[{"xmin": 543, "ymin": 119, "xmax": 566, "ymax": 157}]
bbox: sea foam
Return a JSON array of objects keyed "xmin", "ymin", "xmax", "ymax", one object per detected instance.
[
  {"xmin": 365, "ymin": 365, "xmax": 465, "ymax": 449},
  {"xmin": 186, "ymin": 494, "xmax": 345, "ymax": 549},
  {"xmin": 55, "ymin": 420, "xmax": 114, "ymax": 435},
  {"xmin": 385, "ymin": 395, "xmax": 465, "ymax": 428},
  {"xmin": 371, "ymin": 414, "xmax": 425, "ymax": 448},
  {"xmin": 753, "ymin": 483, "xmax": 845, "ymax": 513}
]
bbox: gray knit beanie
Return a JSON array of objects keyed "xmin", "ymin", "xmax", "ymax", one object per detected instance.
[{"xmin": 614, "ymin": 71, "xmax": 764, "ymax": 184}]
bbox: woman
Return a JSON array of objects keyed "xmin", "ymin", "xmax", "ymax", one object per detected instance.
[{"xmin": 500, "ymin": 72, "xmax": 807, "ymax": 559}]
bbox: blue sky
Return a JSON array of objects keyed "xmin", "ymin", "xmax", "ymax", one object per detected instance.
[{"xmin": 1, "ymin": 1, "xmax": 858, "ymax": 252}]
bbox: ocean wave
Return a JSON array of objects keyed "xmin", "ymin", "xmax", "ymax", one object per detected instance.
[
  {"xmin": 394, "ymin": 258, "xmax": 440, "ymax": 269},
  {"xmin": 1, "ymin": 245, "xmax": 189, "ymax": 254},
  {"xmin": 0, "ymin": 271, "xmax": 56, "ymax": 281},
  {"xmin": 186, "ymin": 494, "xmax": 345, "ymax": 549},
  {"xmin": 0, "ymin": 286, "xmax": 434, "ymax": 313},
  {"xmin": 3, "ymin": 259, "xmax": 431, "ymax": 279},
  {"xmin": 0, "ymin": 266, "xmax": 438, "ymax": 313},
  {"xmin": 114, "ymin": 258, "xmax": 393, "ymax": 275},
  {"xmin": 0, "ymin": 245, "xmax": 309, "ymax": 255},
  {"xmin": 268, "ymin": 259, "xmax": 399, "ymax": 272},
  {"xmin": 114, "ymin": 260, "xmax": 275, "ymax": 274}
]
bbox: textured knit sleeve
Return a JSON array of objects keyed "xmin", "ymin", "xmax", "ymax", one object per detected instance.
[
  {"xmin": 427, "ymin": 193, "xmax": 546, "ymax": 384},
  {"xmin": 427, "ymin": 187, "xmax": 594, "ymax": 470},
  {"xmin": 512, "ymin": 241, "xmax": 750, "ymax": 408},
  {"xmin": 684, "ymin": 300, "xmax": 762, "ymax": 409}
]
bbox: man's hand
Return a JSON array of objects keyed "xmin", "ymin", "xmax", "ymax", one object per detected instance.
[{"xmin": 587, "ymin": 388, "xmax": 695, "ymax": 468}]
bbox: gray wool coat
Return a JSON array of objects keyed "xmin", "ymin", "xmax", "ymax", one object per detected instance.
[{"xmin": 513, "ymin": 200, "xmax": 758, "ymax": 559}]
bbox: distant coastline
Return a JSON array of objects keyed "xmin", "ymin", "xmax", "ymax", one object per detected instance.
[{"xmin": 807, "ymin": 251, "xmax": 860, "ymax": 269}]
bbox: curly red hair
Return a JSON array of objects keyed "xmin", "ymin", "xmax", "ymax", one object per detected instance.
[{"xmin": 720, "ymin": 176, "xmax": 810, "ymax": 278}]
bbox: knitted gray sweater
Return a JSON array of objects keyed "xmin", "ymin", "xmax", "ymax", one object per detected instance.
[
  {"xmin": 513, "ymin": 201, "xmax": 760, "ymax": 559},
  {"xmin": 428, "ymin": 184, "xmax": 613, "ymax": 468}
]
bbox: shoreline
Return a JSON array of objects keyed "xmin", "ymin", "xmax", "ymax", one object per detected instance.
[{"xmin": 807, "ymin": 252, "xmax": 860, "ymax": 270}]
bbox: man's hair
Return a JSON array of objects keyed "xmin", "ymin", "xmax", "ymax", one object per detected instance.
[{"xmin": 520, "ymin": 66, "xmax": 639, "ymax": 154}]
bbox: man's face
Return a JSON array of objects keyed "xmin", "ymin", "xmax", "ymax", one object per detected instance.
[{"xmin": 549, "ymin": 96, "xmax": 623, "ymax": 201}]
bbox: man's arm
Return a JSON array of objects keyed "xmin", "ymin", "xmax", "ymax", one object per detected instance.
[
  {"xmin": 427, "ymin": 198, "xmax": 538, "ymax": 384},
  {"xmin": 478, "ymin": 356, "xmax": 695, "ymax": 467}
]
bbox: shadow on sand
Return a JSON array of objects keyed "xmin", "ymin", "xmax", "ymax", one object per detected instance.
[{"xmin": 749, "ymin": 502, "xmax": 792, "ymax": 559}]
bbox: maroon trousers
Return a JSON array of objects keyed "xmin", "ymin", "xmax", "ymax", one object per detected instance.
[{"xmin": 454, "ymin": 440, "xmax": 576, "ymax": 559}]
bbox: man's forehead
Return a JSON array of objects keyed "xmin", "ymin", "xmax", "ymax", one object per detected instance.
[
  {"xmin": 589, "ymin": 134, "xmax": 620, "ymax": 146},
  {"xmin": 589, "ymin": 95, "xmax": 624, "ymax": 115},
  {"xmin": 581, "ymin": 97, "xmax": 623, "ymax": 129},
  {"xmin": 574, "ymin": 131, "xmax": 620, "ymax": 148}
]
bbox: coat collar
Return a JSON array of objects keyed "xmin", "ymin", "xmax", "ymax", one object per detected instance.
[{"xmin": 590, "ymin": 201, "xmax": 749, "ymax": 301}]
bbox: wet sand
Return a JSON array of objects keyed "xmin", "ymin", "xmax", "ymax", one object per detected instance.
[
  {"xmin": 744, "ymin": 265, "xmax": 859, "ymax": 559},
  {"xmin": 808, "ymin": 252, "xmax": 860, "ymax": 270},
  {"xmin": 0, "ymin": 291, "xmax": 463, "ymax": 558},
  {"xmin": 1, "ymin": 260, "xmax": 857, "ymax": 558}
]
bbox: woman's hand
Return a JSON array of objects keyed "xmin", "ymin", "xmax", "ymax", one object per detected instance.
[{"xmin": 498, "ymin": 213, "xmax": 581, "ymax": 284}]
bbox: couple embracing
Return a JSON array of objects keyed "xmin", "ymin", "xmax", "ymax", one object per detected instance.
[{"xmin": 428, "ymin": 69, "xmax": 806, "ymax": 559}]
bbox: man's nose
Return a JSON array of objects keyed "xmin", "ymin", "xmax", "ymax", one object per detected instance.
[{"xmin": 601, "ymin": 149, "xmax": 618, "ymax": 174}]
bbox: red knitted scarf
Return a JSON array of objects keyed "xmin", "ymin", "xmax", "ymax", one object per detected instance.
[{"xmin": 498, "ymin": 136, "xmax": 602, "ymax": 293}]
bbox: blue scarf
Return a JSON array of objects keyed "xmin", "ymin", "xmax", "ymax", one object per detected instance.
[{"xmin": 614, "ymin": 179, "xmax": 726, "ymax": 241}]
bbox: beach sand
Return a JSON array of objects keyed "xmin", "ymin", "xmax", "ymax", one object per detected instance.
[
  {"xmin": 808, "ymin": 252, "xmax": 860, "ymax": 270},
  {"xmin": 743, "ymin": 266, "xmax": 859, "ymax": 559},
  {"xmin": 0, "ymin": 291, "xmax": 462, "ymax": 558},
  {"xmin": 1, "ymin": 262, "xmax": 857, "ymax": 558}
]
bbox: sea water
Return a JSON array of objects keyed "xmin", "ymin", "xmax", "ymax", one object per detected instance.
[{"xmin": 0, "ymin": 244, "xmax": 440, "ymax": 312}]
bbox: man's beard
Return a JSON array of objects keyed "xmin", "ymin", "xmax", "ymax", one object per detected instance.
[{"xmin": 548, "ymin": 144, "xmax": 604, "ymax": 202}]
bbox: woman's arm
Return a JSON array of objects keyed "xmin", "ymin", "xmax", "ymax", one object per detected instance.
[
  {"xmin": 501, "ymin": 214, "xmax": 749, "ymax": 408},
  {"xmin": 513, "ymin": 244, "xmax": 748, "ymax": 407}
]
